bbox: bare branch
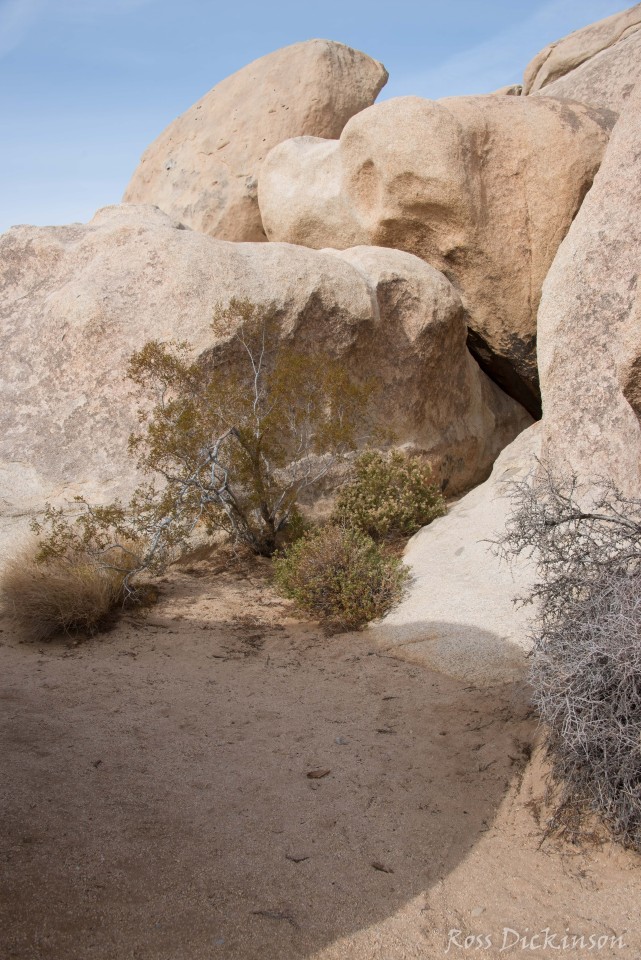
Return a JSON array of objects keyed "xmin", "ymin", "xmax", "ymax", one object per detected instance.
[{"xmin": 497, "ymin": 460, "xmax": 641, "ymax": 850}]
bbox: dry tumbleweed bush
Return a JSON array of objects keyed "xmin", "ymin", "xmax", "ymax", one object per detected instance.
[
  {"xmin": 531, "ymin": 571, "xmax": 641, "ymax": 848},
  {"xmin": 498, "ymin": 463, "xmax": 641, "ymax": 850}
]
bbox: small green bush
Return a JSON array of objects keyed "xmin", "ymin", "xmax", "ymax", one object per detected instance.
[
  {"xmin": 333, "ymin": 451, "xmax": 445, "ymax": 541},
  {"xmin": 274, "ymin": 524, "xmax": 409, "ymax": 630}
]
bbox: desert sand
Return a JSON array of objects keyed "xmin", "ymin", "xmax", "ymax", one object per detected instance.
[{"xmin": 1, "ymin": 552, "xmax": 639, "ymax": 960}]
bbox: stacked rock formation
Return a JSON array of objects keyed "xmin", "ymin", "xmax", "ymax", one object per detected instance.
[
  {"xmin": 123, "ymin": 40, "xmax": 388, "ymax": 241},
  {"xmin": 0, "ymin": 204, "xmax": 530, "ymax": 549},
  {"xmin": 3, "ymin": 10, "xmax": 641, "ymax": 680},
  {"xmin": 257, "ymin": 94, "xmax": 613, "ymax": 414}
]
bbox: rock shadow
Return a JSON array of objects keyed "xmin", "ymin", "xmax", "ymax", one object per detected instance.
[{"xmin": 0, "ymin": 578, "xmax": 535, "ymax": 959}]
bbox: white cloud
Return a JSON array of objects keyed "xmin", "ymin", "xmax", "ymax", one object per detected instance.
[{"xmin": 382, "ymin": 0, "xmax": 630, "ymax": 100}]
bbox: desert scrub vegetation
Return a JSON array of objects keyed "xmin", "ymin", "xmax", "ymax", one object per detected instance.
[
  {"xmin": 8, "ymin": 299, "xmax": 374, "ymax": 637},
  {"xmin": 122, "ymin": 299, "xmax": 373, "ymax": 559},
  {"xmin": 273, "ymin": 450, "xmax": 441, "ymax": 629},
  {"xmin": 1, "ymin": 540, "xmax": 140, "ymax": 641},
  {"xmin": 333, "ymin": 450, "xmax": 445, "ymax": 542},
  {"xmin": 274, "ymin": 524, "xmax": 410, "ymax": 631},
  {"xmin": 499, "ymin": 464, "xmax": 641, "ymax": 851}
]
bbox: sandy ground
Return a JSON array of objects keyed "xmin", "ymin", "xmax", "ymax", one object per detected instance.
[{"xmin": 1, "ymin": 554, "xmax": 639, "ymax": 960}]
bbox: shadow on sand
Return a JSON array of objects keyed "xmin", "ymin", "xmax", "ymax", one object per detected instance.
[{"xmin": 0, "ymin": 571, "xmax": 534, "ymax": 959}]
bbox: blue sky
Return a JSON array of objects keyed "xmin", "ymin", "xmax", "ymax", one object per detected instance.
[{"xmin": 0, "ymin": 0, "xmax": 631, "ymax": 233}]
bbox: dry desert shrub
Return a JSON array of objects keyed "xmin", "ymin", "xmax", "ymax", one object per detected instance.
[
  {"xmin": 0, "ymin": 541, "xmax": 139, "ymax": 641},
  {"xmin": 274, "ymin": 524, "xmax": 409, "ymax": 631},
  {"xmin": 333, "ymin": 450, "xmax": 445, "ymax": 542},
  {"xmin": 531, "ymin": 571, "xmax": 641, "ymax": 850},
  {"xmin": 499, "ymin": 464, "xmax": 641, "ymax": 850}
]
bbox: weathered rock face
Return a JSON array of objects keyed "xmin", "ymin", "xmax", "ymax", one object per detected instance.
[
  {"xmin": 369, "ymin": 424, "xmax": 540, "ymax": 687},
  {"xmin": 523, "ymin": 2, "xmax": 641, "ymax": 116},
  {"xmin": 325, "ymin": 245, "xmax": 530, "ymax": 485},
  {"xmin": 523, "ymin": 3, "xmax": 641, "ymax": 96},
  {"xmin": 490, "ymin": 83, "xmax": 523, "ymax": 96},
  {"xmin": 531, "ymin": 30, "xmax": 641, "ymax": 115},
  {"xmin": 123, "ymin": 40, "xmax": 388, "ymax": 242},
  {"xmin": 0, "ymin": 204, "xmax": 531, "ymax": 550},
  {"xmin": 537, "ymin": 81, "xmax": 641, "ymax": 497},
  {"xmin": 259, "ymin": 94, "xmax": 614, "ymax": 416}
]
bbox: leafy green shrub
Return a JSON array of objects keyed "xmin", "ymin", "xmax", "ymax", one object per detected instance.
[
  {"xmin": 0, "ymin": 541, "xmax": 140, "ymax": 641},
  {"xmin": 274, "ymin": 524, "xmax": 409, "ymax": 630},
  {"xmin": 333, "ymin": 451, "xmax": 445, "ymax": 541}
]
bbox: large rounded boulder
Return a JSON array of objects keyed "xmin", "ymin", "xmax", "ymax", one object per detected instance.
[
  {"xmin": 369, "ymin": 425, "xmax": 541, "ymax": 686},
  {"xmin": 259, "ymin": 94, "xmax": 614, "ymax": 416},
  {"xmin": 0, "ymin": 204, "xmax": 531, "ymax": 550},
  {"xmin": 530, "ymin": 30, "xmax": 641, "ymax": 115},
  {"xmin": 123, "ymin": 40, "xmax": 388, "ymax": 241},
  {"xmin": 537, "ymin": 81, "xmax": 641, "ymax": 496},
  {"xmin": 523, "ymin": 4, "xmax": 641, "ymax": 113}
]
